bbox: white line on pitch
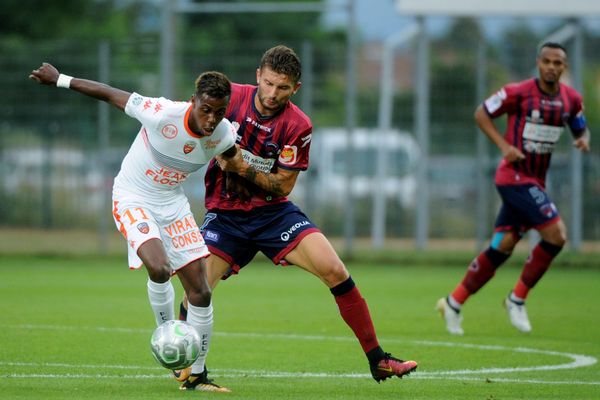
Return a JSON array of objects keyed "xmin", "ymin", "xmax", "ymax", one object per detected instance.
[
  {"xmin": 2, "ymin": 324, "xmax": 597, "ymax": 376},
  {"xmin": 2, "ymin": 370, "xmax": 600, "ymax": 386}
]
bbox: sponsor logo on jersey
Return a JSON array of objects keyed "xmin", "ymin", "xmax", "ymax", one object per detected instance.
[
  {"xmin": 143, "ymin": 100, "xmax": 153, "ymax": 111},
  {"xmin": 183, "ymin": 141, "xmax": 196, "ymax": 154},
  {"xmin": 137, "ymin": 222, "xmax": 150, "ymax": 234},
  {"xmin": 523, "ymin": 123, "xmax": 563, "ymax": 142},
  {"xmin": 161, "ymin": 124, "xmax": 178, "ymax": 139},
  {"xmin": 132, "ymin": 95, "xmax": 143, "ymax": 106},
  {"xmin": 154, "ymin": 103, "xmax": 163, "ymax": 114},
  {"xmin": 241, "ymin": 149, "xmax": 275, "ymax": 173},
  {"xmin": 278, "ymin": 145, "xmax": 298, "ymax": 165},
  {"xmin": 280, "ymin": 220, "xmax": 310, "ymax": 241},
  {"xmin": 523, "ymin": 140, "xmax": 555, "ymax": 154},
  {"xmin": 145, "ymin": 168, "xmax": 189, "ymax": 186},
  {"xmin": 245, "ymin": 116, "xmax": 272, "ymax": 133},
  {"xmin": 540, "ymin": 99, "xmax": 563, "ymax": 107},
  {"xmin": 203, "ymin": 138, "xmax": 221, "ymax": 150}
]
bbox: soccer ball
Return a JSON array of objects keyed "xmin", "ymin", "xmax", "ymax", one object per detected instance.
[{"xmin": 150, "ymin": 320, "xmax": 201, "ymax": 370}]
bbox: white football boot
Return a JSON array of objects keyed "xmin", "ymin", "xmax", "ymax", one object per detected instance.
[
  {"xmin": 436, "ymin": 297, "xmax": 464, "ymax": 335},
  {"xmin": 504, "ymin": 297, "xmax": 532, "ymax": 333}
]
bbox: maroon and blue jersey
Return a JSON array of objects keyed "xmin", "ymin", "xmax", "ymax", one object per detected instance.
[
  {"xmin": 204, "ymin": 83, "xmax": 312, "ymax": 211},
  {"xmin": 483, "ymin": 78, "xmax": 586, "ymax": 188}
]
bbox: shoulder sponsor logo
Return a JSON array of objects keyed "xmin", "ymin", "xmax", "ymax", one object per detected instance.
[
  {"xmin": 183, "ymin": 141, "xmax": 197, "ymax": 154},
  {"xmin": 278, "ymin": 145, "xmax": 297, "ymax": 165},
  {"xmin": 137, "ymin": 222, "xmax": 150, "ymax": 234},
  {"xmin": 484, "ymin": 90, "xmax": 504, "ymax": 114},
  {"xmin": 300, "ymin": 134, "xmax": 312, "ymax": 148},
  {"xmin": 161, "ymin": 124, "xmax": 178, "ymax": 139},
  {"xmin": 154, "ymin": 103, "xmax": 163, "ymax": 114},
  {"xmin": 143, "ymin": 100, "xmax": 153, "ymax": 111}
]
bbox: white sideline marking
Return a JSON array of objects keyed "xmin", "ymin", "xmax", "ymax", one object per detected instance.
[
  {"xmin": 3, "ymin": 370, "xmax": 600, "ymax": 386},
  {"xmin": 2, "ymin": 324, "xmax": 598, "ymax": 385}
]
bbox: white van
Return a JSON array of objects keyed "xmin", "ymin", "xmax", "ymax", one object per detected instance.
[{"xmin": 293, "ymin": 128, "xmax": 420, "ymax": 208}]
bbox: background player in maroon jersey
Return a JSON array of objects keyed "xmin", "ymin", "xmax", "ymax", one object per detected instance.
[
  {"xmin": 179, "ymin": 45, "xmax": 417, "ymax": 382},
  {"xmin": 437, "ymin": 42, "xmax": 591, "ymax": 335}
]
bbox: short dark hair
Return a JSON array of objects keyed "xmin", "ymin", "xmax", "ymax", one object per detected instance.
[
  {"xmin": 538, "ymin": 42, "xmax": 567, "ymax": 57},
  {"xmin": 260, "ymin": 45, "xmax": 302, "ymax": 83},
  {"xmin": 195, "ymin": 71, "xmax": 231, "ymax": 99}
]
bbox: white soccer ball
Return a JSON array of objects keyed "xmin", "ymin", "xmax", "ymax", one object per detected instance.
[{"xmin": 150, "ymin": 320, "xmax": 201, "ymax": 370}]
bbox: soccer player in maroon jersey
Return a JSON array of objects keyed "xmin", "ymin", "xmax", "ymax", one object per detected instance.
[
  {"xmin": 437, "ymin": 42, "xmax": 591, "ymax": 335},
  {"xmin": 179, "ymin": 45, "xmax": 417, "ymax": 383}
]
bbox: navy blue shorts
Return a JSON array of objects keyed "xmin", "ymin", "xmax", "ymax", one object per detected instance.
[
  {"xmin": 494, "ymin": 184, "xmax": 560, "ymax": 236},
  {"xmin": 200, "ymin": 202, "xmax": 320, "ymax": 278}
]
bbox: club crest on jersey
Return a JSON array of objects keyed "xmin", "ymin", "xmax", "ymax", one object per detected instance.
[
  {"xmin": 278, "ymin": 145, "xmax": 297, "ymax": 165},
  {"xmin": 137, "ymin": 222, "xmax": 150, "ymax": 234},
  {"xmin": 161, "ymin": 124, "xmax": 178, "ymax": 139},
  {"xmin": 183, "ymin": 141, "xmax": 197, "ymax": 154}
]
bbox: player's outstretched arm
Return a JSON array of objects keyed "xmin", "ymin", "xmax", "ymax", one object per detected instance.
[{"xmin": 29, "ymin": 62, "xmax": 131, "ymax": 111}]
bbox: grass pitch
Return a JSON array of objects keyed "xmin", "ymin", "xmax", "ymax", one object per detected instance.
[{"xmin": 1, "ymin": 253, "xmax": 599, "ymax": 399}]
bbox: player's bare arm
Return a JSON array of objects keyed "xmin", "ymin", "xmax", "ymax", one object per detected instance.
[
  {"xmin": 215, "ymin": 146, "xmax": 298, "ymax": 197},
  {"xmin": 29, "ymin": 62, "xmax": 131, "ymax": 111},
  {"xmin": 475, "ymin": 105, "xmax": 525, "ymax": 163}
]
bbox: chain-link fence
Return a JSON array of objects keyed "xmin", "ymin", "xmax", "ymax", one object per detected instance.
[{"xmin": 2, "ymin": 25, "xmax": 599, "ymax": 252}]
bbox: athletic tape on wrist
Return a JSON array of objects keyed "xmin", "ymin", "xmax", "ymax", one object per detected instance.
[{"xmin": 56, "ymin": 74, "xmax": 73, "ymax": 89}]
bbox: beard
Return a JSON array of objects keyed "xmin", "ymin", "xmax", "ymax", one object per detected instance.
[{"xmin": 257, "ymin": 93, "xmax": 282, "ymax": 113}]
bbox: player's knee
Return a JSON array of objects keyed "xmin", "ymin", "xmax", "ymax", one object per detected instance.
[
  {"xmin": 549, "ymin": 235, "xmax": 567, "ymax": 248},
  {"xmin": 187, "ymin": 285, "xmax": 212, "ymax": 308},
  {"xmin": 146, "ymin": 262, "xmax": 171, "ymax": 283},
  {"xmin": 553, "ymin": 228, "xmax": 568, "ymax": 247},
  {"xmin": 319, "ymin": 259, "xmax": 349, "ymax": 287},
  {"xmin": 541, "ymin": 222, "xmax": 568, "ymax": 247}
]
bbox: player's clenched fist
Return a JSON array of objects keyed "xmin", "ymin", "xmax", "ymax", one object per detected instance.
[{"xmin": 29, "ymin": 62, "xmax": 60, "ymax": 85}]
